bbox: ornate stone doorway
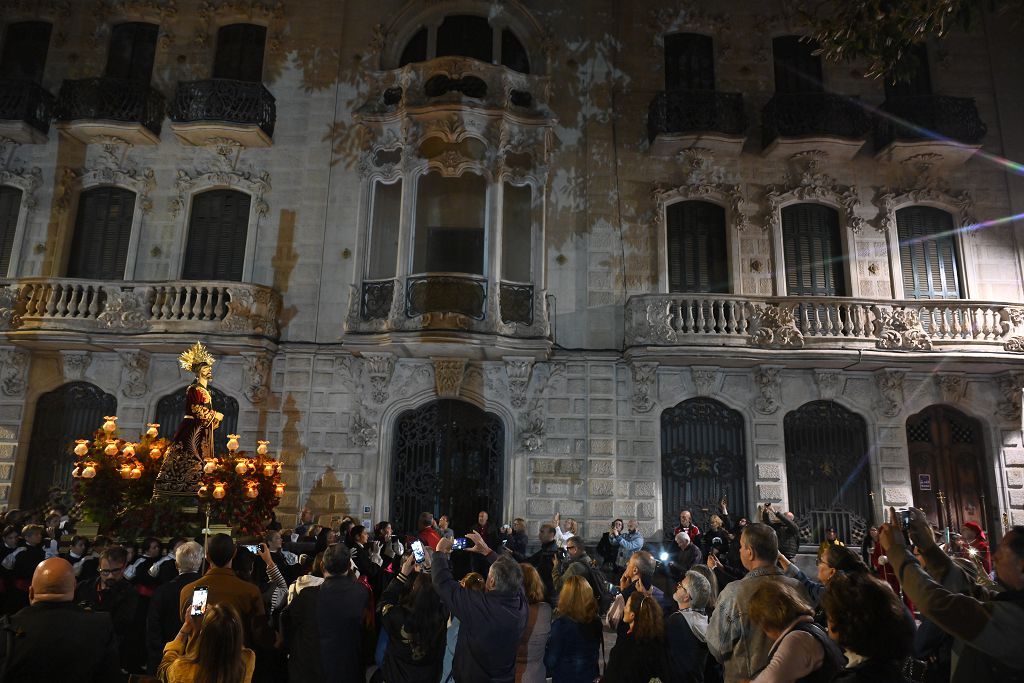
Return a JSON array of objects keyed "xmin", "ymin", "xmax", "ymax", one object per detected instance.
[{"xmin": 390, "ymin": 399, "xmax": 504, "ymax": 535}]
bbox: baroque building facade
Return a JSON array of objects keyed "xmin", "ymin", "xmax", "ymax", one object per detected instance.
[{"xmin": 1, "ymin": 0, "xmax": 1023, "ymax": 546}]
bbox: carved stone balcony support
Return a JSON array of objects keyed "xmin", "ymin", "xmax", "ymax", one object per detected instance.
[
  {"xmin": 761, "ymin": 92, "xmax": 870, "ymax": 161},
  {"xmin": 648, "ymin": 89, "xmax": 748, "ymax": 157},
  {"xmin": 875, "ymin": 95, "xmax": 987, "ymax": 167},
  {"xmin": 0, "ymin": 79, "xmax": 55, "ymax": 144},
  {"xmin": 0, "ymin": 278, "xmax": 280, "ymax": 351},
  {"xmin": 344, "ymin": 275, "xmax": 551, "ymax": 359},
  {"xmin": 170, "ymin": 79, "xmax": 276, "ymax": 148},
  {"xmin": 55, "ymin": 78, "xmax": 165, "ymax": 145}
]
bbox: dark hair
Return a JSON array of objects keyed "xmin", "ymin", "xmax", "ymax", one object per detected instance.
[
  {"xmin": 1003, "ymin": 526, "xmax": 1024, "ymax": 561},
  {"xmin": 742, "ymin": 523, "xmax": 779, "ymax": 562},
  {"xmin": 401, "ymin": 573, "xmax": 448, "ymax": 650},
  {"xmin": 824, "ymin": 544, "xmax": 869, "ymax": 574},
  {"xmin": 93, "ymin": 535, "xmax": 111, "ymax": 548},
  {"xmin": 373, "ymin": 521, "xmax": 392, "ymax": 542},
  {"xmin": 207, "ymin": 534, "xmax": 236, "ymax": 568},
  {"xmin": 1, "ymin": 525, "xmax": 17, "ymax": 539},
  {"xmin": 323, "ymin": 544, "xmax": 352, "ymax": 575},
  {"xmin": 232, "ymin": 546, "xmax": 255, "ymax": 584},
  {"xmin": 70, "ymin": 534, "xmax": 88, "ymax": 548},
  {"xmin": 823, "ymin": 573, "xmax": 913, "ymax": 661},
  {"xmin": 181, "ymin": 603, "xmax": 247, "ymax": 683},
  {"xmin": 626, "ymin": 591, "xmax": 664, "ymax": 642},
  {"xmin": 347, "ymin": 525, "xmax": 366, "ymax": 548},
  {"xmin": 143, "ymin": 536, "xmax": 162, "ymax": 553},
  {"xmin": 100, "ymin": 546, "xmax": 128, "ymax": 566},
  {"xmin": 417, "ymin": 512, "xmax": 434, "ymax": 530}
]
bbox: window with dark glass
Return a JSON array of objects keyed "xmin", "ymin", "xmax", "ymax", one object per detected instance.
[
  {"xmin": 66, "ymin": 187, "xmax": 136, "ymax": 280},
  {"xmin": 105, "ymin": 22, "xmax": 158, "ymax": 83},
  {"xmin": 435, "ymin": 15, "xmax": 492, "ymax": 63},
  {"xmin": 414, "ymin": 172, "xmax": 486, "ymax": 275},
  {"xmin": 0, "ymin": 21, "xmax": 52, "ymax": 83},
  {"xmin": 399, "ymin": 27, "xmax": 428, "ymax": 67},
  {"xmin": 896, "ymin": 206, "xmax": 962, "ymax": 299},
  {"xmin": 182, "ymin": 189, "xmax": 250, "ymax": 281},
  {"xmin": 664, "ymin": 33, "xmax": 714, "ymax": 91},
  {"xmin": 772, "ymin": 35, "xmax": 823, "ymax": 93},
  {"xmin": 666, "ymin": 201, "xmax": 728, "ymax": 293},
  {"xmin": 885, "ymin": 44, "xmax": 932, "ymax": 99},
  {"xmin": 500, "ymin": 29, "xmax": 530, "ymax": 74},
  {"xmin": 213, "ymin": 23, "xmax": 266, "ymax": 82},
  {"xmin": 782, "ymin": 203, "xmax": 846, "ymax": 296},
  {"xmin": 0, "ymin": 186, "xmax": 22, "ymax": 275}
]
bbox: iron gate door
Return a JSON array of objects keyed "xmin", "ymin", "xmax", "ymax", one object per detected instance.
[
  {"xmin": 784, "ymin": 401, "xmax": 871, "ymax": 545},
  {"xmin": 907, "ymin": 405, "xmax": 990, "ymax": 533},
  {"xmin": 391, "ymin": 400, "xmax": 504, "ymax": 536},
  {"xmin": 661, "ymin": 398, "xmax": 747, "ymax": 535},
  {"xmin": 23, "ymin": 382, "xmax": 117, "ymax": 509}
]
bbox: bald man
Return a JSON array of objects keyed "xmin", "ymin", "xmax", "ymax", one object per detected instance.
[{"xmin": 0, "ymin": 558, "xmax": 123, "ymax": 682}]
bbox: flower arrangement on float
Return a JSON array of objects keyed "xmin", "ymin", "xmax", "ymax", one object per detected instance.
[{"xmin": 72, "ymin": 417, "xmax": 283, "ymax": 537}]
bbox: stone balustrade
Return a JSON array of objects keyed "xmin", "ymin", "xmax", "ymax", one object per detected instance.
[
  {"xmin": 625, "ymin": 293, "xmax": 1024, "ymax": 353},
  {"xmin": 0, "ymin": 278, "xmax": 281, "ymax": 340}
]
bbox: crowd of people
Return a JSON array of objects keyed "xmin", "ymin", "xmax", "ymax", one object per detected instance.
[{"xmin": 0, "ymin": 501, "xmax": 1020, "ymax": 683}]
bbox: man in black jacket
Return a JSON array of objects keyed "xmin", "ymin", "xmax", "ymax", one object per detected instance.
[
  {"xmin": 145, "ymin": 540, "xmax": 203, "ymax": 674},
  {"xmin": 282, "ymin": 543, "xmax": 370, "ymax": 683},
  {"xmin": 433, "ymin": 531, "xmax": 528, "ymax": 683},
  {"xmin": 762, "ymin": 503, "xmax": 801, "ymax": 560},
  {"xmin": 3, "ymin": 557, "xmax": 123, "ymax": 682},
  {"xmin": 75, "ymin": 545, "xmax": 138, "ymax": 671},
  {"xmin": 527, "ymin": 523, "xmax": 558, "ymax": 603}
]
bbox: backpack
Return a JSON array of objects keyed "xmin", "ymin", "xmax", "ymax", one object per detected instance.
[{"xmin": 584, "ymin": 563, "xmax": 614, "ymax": 616}]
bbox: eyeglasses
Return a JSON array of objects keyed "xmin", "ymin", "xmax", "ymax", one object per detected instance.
[
  {"xmin": 815, "ymin": 559, "xmax": 832, "ymax": 568},
  {"xmin": 99, "ymin": 566, "xmax": 125, "ymax": 576}
]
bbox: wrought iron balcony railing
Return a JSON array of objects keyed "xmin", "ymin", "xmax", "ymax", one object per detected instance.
[
  {"xmin": 875, "ymin": 95, "xmax": 987, "ymax": 149},
  {"xmin": 55, "ymin": 78, "xmax": 165, "ymax": 136},
  {"xmin": 761, "ymin": 92, "xmax": 871, "ymax": 148},
  {"xmin": 0, "ymin": 278, "xmax": 281, "ymax": 340},
  {"xmin": 626, "ymin": 292, "xmax": 1024, "ymax": 354},
  {"xmin": 647, "ymin": 89, "xmax": 747, "ymax": 142},
  {"xmin": 346, "ymin": 274, "xmax": 550, "ymax": 340},
  {"xmin": 0, "ymin": 79, "xmax": 54, "ymax": 136},
  {"xmin": 170, "ymin": 79, "xmax": 276, "ymax": 138}
]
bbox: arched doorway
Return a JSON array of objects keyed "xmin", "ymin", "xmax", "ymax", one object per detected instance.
[
  {"xmin": 155, "ymin": 385, "xmax": 239, "ymax": 439},
  {"xmin": 661, "ymin": 398, "xmax": 747, "ymax": 535},
  {"xmin": 390, "ymin": 399, "xmax": 504, "ymax": 536},
  {"xmin": 22, "ymin": 382, "xmax": 117, "ymax": 509},
  {"xmin": 784, "ymin": 401, "xmax": 871, "ymax": 545},
  {"xmin": 907, "ymin": 405, "xmax": 991, "ymax": 533}
]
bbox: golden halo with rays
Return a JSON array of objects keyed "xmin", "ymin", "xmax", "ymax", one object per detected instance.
[{"xmin": 179, "ymin": 341, "xmax": 216, "ymax": 373}]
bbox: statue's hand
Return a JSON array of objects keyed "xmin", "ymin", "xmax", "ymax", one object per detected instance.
[{"xmin": 215, "ymin": 411, "xmax": 224, "ymax": 422}]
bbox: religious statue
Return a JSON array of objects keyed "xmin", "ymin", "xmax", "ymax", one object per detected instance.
[{"xmin": 154, "ymin": 342, "xmax": 224, "ymax": 497}]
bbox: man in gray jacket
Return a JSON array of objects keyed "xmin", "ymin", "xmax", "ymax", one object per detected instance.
[{"xmin": 707, "ymin": 523, "xmax": 808, "ymax": 683}]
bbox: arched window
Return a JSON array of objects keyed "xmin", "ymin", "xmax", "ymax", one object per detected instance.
[
  {"xmin": 105, "ymin": 22, "xmax": 158, "ymax": 84},
  {"xmin": 896, "ymin": 206, "xmax": 962, "ymax": 299},
  {"xmin": 213, "ymin": 23, "xmax": 266, "ymax": 82},
  {"xmin": 773, "ymin": 36, "xmax": 822, "ymax": 94},
  {"xmin": 784, "ymin": 401, "xmax": 870, "ymax": 545},
  {"xmin": 182, "ymin": 189, "xmax": 251, "ymax": 281},
  {"xmin": 398, "ymin": 14, "xmax": 530, "ymax": 74},
  {"xmin": 666, "ymin": 200, "xmax": 728, "ymax": 293},
  {"xmin": 782, "ymin": 203, "xmax": 845, "ymax": 296},
  {"xmin": 0, "ymin": 186, "xmax": 22, "ymax": 276},
  {"xmin": 436, "ymin": 15, "xmax": 491, "ymax": 63},
  {"xmin": 665, "ymin": 33, "xmax": 714, "ymax": 91},
  {"xmin": 67, "ymin": 187, "xmax": 136, "ymax": 280},
  {"xmin": 0, "ymin": 21, "xmax": 52, "ymax": 83},
  {"xmin": 156, "ymin": 385, "xmax": 239, "ymax": 438}
]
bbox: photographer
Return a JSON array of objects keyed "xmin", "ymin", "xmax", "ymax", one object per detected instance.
[
  {"xmin": 596, "ymin": 519, "xmax": 624, "ymax": 575},
  {"xmin": 551, "ymin": 537, "xmax": 593, "ymax": 594},
  {"xmin": 761, "ymin": 502, "xmax": 800, "ymax": 560},
  {"xmin": 608, "ymin": 519, "xmax": 644, "ymax": 576},
  {"xmin": 499, "ymin": 518, "xmax": 528, "ymax": 561},
  {"xmin": 528, "ymin": 524, "xmax": 559, "ymax": 604}
]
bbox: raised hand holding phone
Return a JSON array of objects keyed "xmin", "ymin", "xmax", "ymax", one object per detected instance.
[{"xmin": 190, "ymin": 586, "xmax": 209, "ymax": 617}]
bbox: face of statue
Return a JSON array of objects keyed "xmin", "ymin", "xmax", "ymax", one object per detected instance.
[{"xmin": 199, "ymin": 365, "xmax": 213, "ymax": 382}]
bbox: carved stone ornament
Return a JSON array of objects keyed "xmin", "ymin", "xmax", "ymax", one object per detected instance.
[
  {"xmin": 243, "ymin": 353, "xmax": 272, "ymax": 404},
  {"xmin": 0, "ymin": 166, "xmax": 42, "ymax": 216},
  {"xmin": 194, "ymin": 0, "xmax": 284, "ymax": 51},
  {"xmin": 0, "ymin": 287, "xmax": 24, "ymax": 331},
  {"xmin": 765, "ymin": 151, "xmax": 867, "ymax": 234},
  {"xmin": 934, "ymin": 374, "xmax": 967, "ymax": 404},
  {"xmin": 97, "ymin": 289, "xmax": 150, "ymax": 330},
  {"xmin": 750, "ymin": 304, "xmax": 805, "ymax": 349},
  {"xmin": 520, "ymin": 404, "xmax": 545, "ymax": 453},
  {"xmin": 170, "ymin": 167, "xmax": 270, "ymax": 218},
  {"xmin": 433, "ymin": 358, "xmax": 468, "ymax": 398},
  {"xmin": 504, "ymin": 357, "xmax": 534, "ymax": 409},
  {"xmin": 624, "ymin": 298, "xmax": 677, "ymax": 345},
  {"xmin": 1001, "ymin": 307, "xmax": 1024, "ymax": 352},
  {"xmin": 362, "ymin": 353, "xmax": 396, "ymax": 404},
  {"xmin": 61, "ymin": 351, "xmax": 92, "ymax": 381},
  {"xmin": 876, "ymin": 186, "xmax": 976, "ymax": 236},
  {"xmin": 350, "ymin": 410, "xmax": 379, "ymax": 448},
  {"xmin": 118, "ymin": 350, "xmax": 150, "ymax": 399},
  {"xmin": 652, "ymin": 149, "xmax": 752, "ymax": 232},
  {"xmin": 691, "ymin": 366, "xmax": 719, "ymax": 396},
  {"xmin": 0, "ymin": 348, "xmax": 29, "ymax": 397},
  {"xmin": 629, "ymin": 362, "xmax": 659, "ymax": 413},
  {"xmin": 874, "ymin": 370, "xmax": 906, "ymax": 418},
  {"xmin": 753, "ymin": 366, "xmax": 781, "ymax": 415},
  {"xmin": 221, "ymin": 286, "xmax": 281, "ymax": 338},
  {"xmin": 876, "ymin": 308, "xmax": 932, "ymax": 351},
  {"xmin": 814, "ymin": 370, "xmax": 841, "ymax": 401},
  {"xmin": 995, "ymin": 371, "xmax": 1024, "ymax": 422}
]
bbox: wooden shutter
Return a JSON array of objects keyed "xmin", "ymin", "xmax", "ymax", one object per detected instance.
[
  {"xmin": 105, "ymin": 22, "xmax": 158, "ymax": 83},
  {"xmin": 666, "ymin": 201, "xmax": 728, "ymax": 293},
  {"xmin": 0, "ymin": 186, "xmax": 22, "ymax": 275},
  {"xmin": 0, "ymin": 21, "xmax": 52, "ymax": 82},
  {"xmin": 896, "ymin": 206, "xmax": 961, "ymax": 299},
  {"xmin": 885, "ymin": 44, "xmax": 932, "ymax": 99},
  {"xmin": 182, "ymin": 189, "xmax": 250, "ymax": 281},
  {"xmin": 664, "ymin": 33, "xmax": 715, "ymax": 91},
  {"xmin": 436, "ymin": 15, "xmax": 492, "ymax": 63},
  {"xmin": 773, "ymin": 36, "xmax": 823, "ymax": 94},
  {"xmin": 213, "ymin": 24, "xmax": 266, "ymax": 82},
  {"xmin": 782, "ymin": 204, "xmax": 845, "ymax": 296},
  {"xmin": 66, "ymin": 187, "xmax": 136, "ymax": 280}
]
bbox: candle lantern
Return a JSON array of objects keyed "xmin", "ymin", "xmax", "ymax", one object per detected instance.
[
  {"xmin": 122, "ymin": 443, "xmax": 135, "ymax": 458},
  {"xmin": 120, "ymin": 464, "xmax": 132, "ymax": 479},
  {"xmin": 274, "ymin": 483, "xmax": 285, "ymax": 497},
  {"xmin": 82, "ymin": 462, "xmax": 97, "ymax": 479},
  {"xmin": 235, "ymin": 459, "xmax": 248, "ymax": 475},
  {"xmin": 245, "ymin": 484, "xmax": 259, "ymax": 499},
  {"xmin": 212, "ymin": 483, "xmax": 227, "ymax": 499},
  {"xmin": 203, "ymin": 458, "xmax": 218, "ymax": 474},
  {"xmin": 74, "ymin": 439, "xmax": 89, "ymax": 457},
  {"xmin": 149, "ymin": 447, "xmax": 162, "ymax": 460},
  {"xmin": 256, "ymin": 440, "xmax": 269, "ymax": 456},
  {"xmin": 102, "ymin": 416, "xmax": 118, "ymax": 434},
  {"xmin": 104, "ymin": 441, "xmax": 119, "ymax": 456},
  {"xmin": 130, "ymin": 465, "xmax": 142, "ymax": 479},
  {"xmin": 72, "ymin": 466, "xmax": 81, "ymax": 478},
  {"xmin": 226, "ymin": 434, "xmax": 240, "ymax": 452},
  {"xmin": 198, "ymin": 484, "xmax": 209, "ymax": 497},
  {"xmin": 146, "ymin": 423, "xmax": 159, "ymax": 438},
  {"xmin": 263, "ymin": 462, "xmax": 275, "ymax": 477}
]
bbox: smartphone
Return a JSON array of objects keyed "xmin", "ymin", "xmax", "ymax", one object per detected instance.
[
  {"xmin": 411, "ymin": 540, "xmax": 425, "ymax": 564},
  {"xmin": 900, "ymin": 509, "xmax": 912, "ymax": 528},
  {"xmin": 452, "ymin": 537, "xmax": 469, "ymax": 551},
  {"xmin": 190, "ymin": 586, "xmax": 209, "ymax": 616},
  {"xmin": 244, "ymin": 544, "xmax": 261, "ymax": 554}
]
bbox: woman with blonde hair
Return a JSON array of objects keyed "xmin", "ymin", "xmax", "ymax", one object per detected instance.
[
  {"xmin": 552, "ymin": 512, "xmax": 578, "ymax": 548},
  {"xmin": 515, "ymin": 563, "xmax": 552, "ymax": 683},
  {"xmin": 159, "ymin": 603, "xmax": 254, "ymax": 683},
  {"xmin": 603, "ymin": 591, "xmax": 668, "ymax": 682},
  {"xmin": 544, "ymin": 574, "xmax": 601, "ymax": 683}
]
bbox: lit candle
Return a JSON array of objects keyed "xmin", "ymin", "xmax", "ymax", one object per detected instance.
[
  {"xmin": 149, "ymin": 447, "xmax": 162, "ymax": 460},
  {"xmin": 213, "ymin": 483, "xmax": 226, "ymax": 499},
  {"xmin": 104, "ymin": 441, "xmax": 118, "ymax": 456},
  {"xmin": 102, "ymin": 416, "xmax": 118, "ymax": 434},
  {"xmin": 203, "ymin": 459, "xmax": 217, "ymax": 474},
  {"xmin": 122, "ymin": 443, "xmax": 135, "ymax": 458},
  {"xmin": 235, "ymin": 459, "xmax": 248, "ymax": 474},
  {"xmin": 256, "ymin": 440, "xmax": 269, "ymax": 456},
  {"xmin": 82, "ymin": 462, "xmax": 97, "ymax": 479},
  {"xmin": 146, "ymin": 423, "xmax": 159, "ymax": 438},
  {"xmin": 226, "ymin": 434, "xmax": 240, "ymax": 452},
  {"xmin": 74, "ymin": 440, "xmax": 89, "ymax": 457}
]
